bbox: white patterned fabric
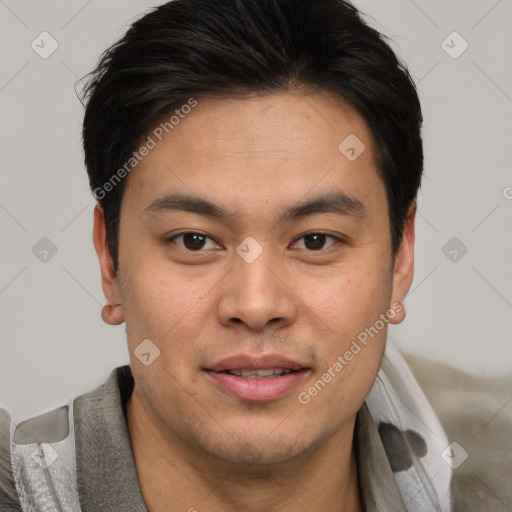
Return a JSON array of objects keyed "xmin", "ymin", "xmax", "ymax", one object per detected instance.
[{"xmin": 366, "ymin": 342, "xmax": 452, "ymax": 511}]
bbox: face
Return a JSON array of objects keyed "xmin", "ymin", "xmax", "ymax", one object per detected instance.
[{"xmin": 94, "ymin": 90, "xmax": 415, "ymax": 467}]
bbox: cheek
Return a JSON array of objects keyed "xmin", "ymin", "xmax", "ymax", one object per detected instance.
[
  {"xmin": 126, "ymin": 252, "xmax": 204, "ymax": 314},
  {"xmin": 295, "ymin": 259, "xmax": 390, "ymax": 406},
  {"xmin": 121, "ymin": 261, "xmax": 213, "ymax": 363},
  {"xmin": 298, "ymin": 260, "xmax": 392, "ymax": 338},
  {"xmin": 132, "ymin": 360, "xmax": 201, "ymax": 435},
  {"xmin": 303, "ymin": 327, "xmax": 387, "ymax": 425}
]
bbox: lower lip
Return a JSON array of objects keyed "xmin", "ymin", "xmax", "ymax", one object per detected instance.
[{"xmin": 205, "ymin": 370, "xmax": 310, "ymax": 402}]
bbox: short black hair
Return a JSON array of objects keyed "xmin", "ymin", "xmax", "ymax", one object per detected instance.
[{"xmin": 81, "ymin": 0, "xmax": 423, "ymax": 274}]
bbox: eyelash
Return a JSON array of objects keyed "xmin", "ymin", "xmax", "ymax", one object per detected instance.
[{"xmin": 165, "ymin": 231, "xmax": 344, "ymax": 253}]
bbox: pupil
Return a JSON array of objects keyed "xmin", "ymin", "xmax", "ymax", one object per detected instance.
[
  {"xmin": 184, "ymin": 233, "xmax": 206, "ymax": 250},
  {"xmin": 304, "ymin": 234, "xmax": 326, "ymax": 250}
]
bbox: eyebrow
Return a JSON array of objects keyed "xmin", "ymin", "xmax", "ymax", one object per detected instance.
[{"xmin": 144, "ymin": 191, "xmax": 366, "ymax": 224}]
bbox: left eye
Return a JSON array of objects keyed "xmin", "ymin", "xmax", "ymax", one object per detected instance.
[{"xmin": 290, "ymin": 233, "xmax": 340, "ymax": 251}]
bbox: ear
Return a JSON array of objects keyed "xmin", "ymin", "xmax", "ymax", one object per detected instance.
[
  {"xmin": 388, "ymin": 202, "xmax": 416, "ymax": 325},
  {"xmin": 93, "ymin": 202, "xmax": 124, "ymax": 325}
]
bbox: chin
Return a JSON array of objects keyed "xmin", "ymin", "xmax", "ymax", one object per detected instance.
[{"xmin": 203, "ymin": 430, "xmax": 312, "ymax": 470}]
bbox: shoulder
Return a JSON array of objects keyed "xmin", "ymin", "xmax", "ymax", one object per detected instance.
[{"xmin": 0, "ymin": 407, "xmax": 22, "ymax": 511}]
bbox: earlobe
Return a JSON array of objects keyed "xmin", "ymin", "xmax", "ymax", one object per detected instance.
[
  {"xmin": 388, "ymin": 202, "xmax": 416, "ymax": 325},
  {"xmin": 93, "ymin": 203, "xmax": 124, "ymax": 325},
  {"xmin": 101, "ymin": 303, "xmax": 124, "ymax": 325}
]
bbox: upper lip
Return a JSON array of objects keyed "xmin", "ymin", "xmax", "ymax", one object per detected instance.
[{"xmin": 205, "ymin": 353, "xmax": 309, "ymax": 372}]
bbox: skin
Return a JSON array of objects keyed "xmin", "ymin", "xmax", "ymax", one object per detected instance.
[{"xmin": 93, "ymin": 90, "xmax": 416, "ymax": 512}]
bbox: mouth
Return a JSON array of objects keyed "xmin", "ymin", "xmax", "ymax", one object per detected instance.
[
  {"xmin": 204, "ymin": 354, "xmax": 311, "ymax": 402},
  {"xmin": 213, "ymin": 368, "xmax": 302, "ymax": 379}
]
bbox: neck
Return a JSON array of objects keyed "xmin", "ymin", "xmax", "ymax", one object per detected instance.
[{"xmin": 126, "ymin": 387, "xmax": 362, "ymax": 512}]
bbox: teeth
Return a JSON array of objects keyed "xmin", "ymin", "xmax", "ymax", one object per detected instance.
[{"xmin": 226, "ymin": 368, "xmax": 293, "ymax": 378}]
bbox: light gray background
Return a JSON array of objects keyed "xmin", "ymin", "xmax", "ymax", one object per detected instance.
[{"xmin": 0, "ymin": 0, "xmax": 511, "ymax": 422}]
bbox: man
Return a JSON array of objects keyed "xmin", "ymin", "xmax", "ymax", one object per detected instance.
[{"xmin": 0, "ymin": 0, "xmax": 452, "ymax": 510}]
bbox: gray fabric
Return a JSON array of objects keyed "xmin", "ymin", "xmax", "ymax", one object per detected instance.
[
  {"xmin": 73, "ymin": 366, "xmax": 148, "ymax": 512},
  {"xmin": 14, "ymin": 406, "xmax": 69, "ymax": 445}
]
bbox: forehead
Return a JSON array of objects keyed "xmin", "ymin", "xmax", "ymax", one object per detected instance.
[{"xmin": 123, "ymin": 90, "xmax": 386, "ymax": 219}]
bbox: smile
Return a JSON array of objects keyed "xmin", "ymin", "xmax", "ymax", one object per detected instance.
[{"xmin": 220, "ymin": 368, "xmax": 297, "ymax": 378}]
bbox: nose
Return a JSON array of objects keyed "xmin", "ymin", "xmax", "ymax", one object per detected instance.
[{"xmin": 216, "ymin": 239, "xmax": 297, "ymax": 332}]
